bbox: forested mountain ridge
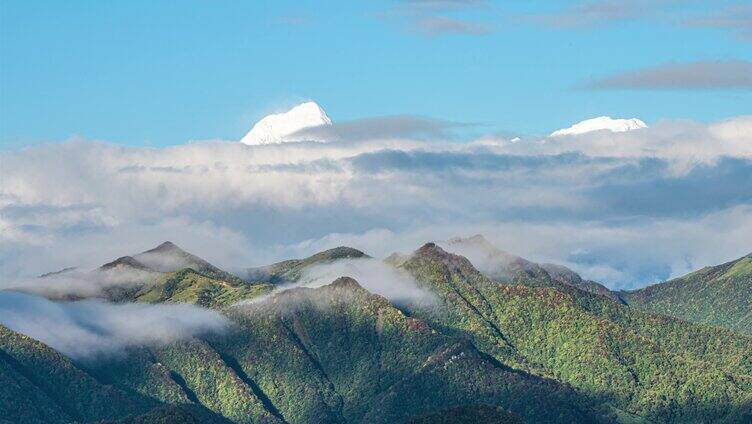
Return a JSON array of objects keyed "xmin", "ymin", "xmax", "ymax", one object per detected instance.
[
  {"xmin": 620, "ymin": 253, "xmax": 752, "ymax": 335},
  {"xmin": 440, "ymin": 235, "xmax": 622, "ymax": 303},
  {"xmin": 1, "ymin": 241, "xmax": 751, "ymax": 424}
]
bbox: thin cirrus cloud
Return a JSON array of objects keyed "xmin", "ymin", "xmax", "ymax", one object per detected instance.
[
  {"xmin": 524, "ymin": 0, "xmax": 679, "ymax": 29},
  {"xmin": 415, "ymin": 15, "xmax": 492, "ymax": 35},
  {"xmin": 584, "ymin": 60, "xmax": 752, "ymax": 90},
  {"xmin": 525, "ymin": 0, "xmax": 750, "ymax": 41},
  {"xmin": 684, "ymin": 4, "xmax": 752, "ymax": 41},
  {"xmin": 392, "ymin": 0, "xmax": 493, "ymax": 36}
]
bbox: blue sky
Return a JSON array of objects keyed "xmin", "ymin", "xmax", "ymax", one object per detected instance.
[
  {"xmin": 1, "ymin": 0, "xmax": 750, "ymax": 148},
  {"xmin": 1, "ymin": 1, "xmax": 751, "ymax": 288}
]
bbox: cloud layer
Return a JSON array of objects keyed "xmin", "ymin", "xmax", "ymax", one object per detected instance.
[
  {"xmin": 0, "ymin": 291, "xmax": 229, "ymax": 361},
  {"xmin": 1, "ymin": 115, "xmax": 751, "ymax": 289}
]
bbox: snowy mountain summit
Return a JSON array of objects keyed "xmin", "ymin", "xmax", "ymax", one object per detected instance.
[
  {"xmin": 550, "ymin": 116, "xmax": 646, "ymax": 137},
  {"xmin": 240, "ymin": 101, "xmax": 332, "ymax": 145}
]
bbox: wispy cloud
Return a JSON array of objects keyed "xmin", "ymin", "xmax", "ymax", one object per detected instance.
[
  {"xmin": 523, "ymin": 0, "xmax": 752, "ymax": 37},
  {"xmin": 525, "ymin": 0, "xmax": 682, "ymax": 28},
  {"xmin": 291, "ymin": 115, "xmax": 467, "ymax": 141},
  {"xmin": 584, "ymin": 60, "xmax": 752, "ymax": 90},
  {"xmin": 684, "ymin": 4, "xmax": 752, "ymax": 41},
  {"xmin": 415, "ymin": 16, "xmax": 492, "ymax": 35},
  {"xmin": 391, "ymin": 0, "xmax": 493, "ymax": 36},
  {"xmin": 0, "ymin": 291, "xmax": 229, "ymax": 361},
  {"xmin": 297, "ymin": 258, "xmax": 437, "ymax": 306}
]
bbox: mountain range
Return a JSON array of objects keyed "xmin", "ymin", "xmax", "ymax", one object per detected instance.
[{"xmin": 1, "ymin": 238, "xmax": 750, "ymax": 424}]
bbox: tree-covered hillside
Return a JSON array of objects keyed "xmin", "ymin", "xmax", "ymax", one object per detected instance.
[
  {"xmin": 398, "ymin": 243, "xmax": 752, "ymax": 424},
  {"xmin": 2, "ymin": 242, "xmax": 751, "ymax": 424},
  {"xmin": 440, "ymin": 235, "xmax": 622, "ymax": 302},
  {"xmin": 620, "ymin": 253, "xmax": 752, "ymax": 335}
]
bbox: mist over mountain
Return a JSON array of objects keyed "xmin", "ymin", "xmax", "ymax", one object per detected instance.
[
  {"xmin": 621, "ymin": 252, "xmax": 752, "ymax": 335},
  {"xmin": 3, "ymin": 2, "xmax": 752, "ymax": 422},
  {"xmin": 2, "ymin": 109, "xmax": 750, "ymax": 289},
  {"xmin": 2, "ymin": 239, "xmax": 751, "ymax": 423}
]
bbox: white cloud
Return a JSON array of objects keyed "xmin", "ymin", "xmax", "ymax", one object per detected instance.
[
  {"xmin": 1, "ymin": 115, "xmax": 750, "ymax": 288},
  {"xmin": 491, "ymin": 115, "xmax": 752, "ymax": 174},
  {"xmin": 0, "ymin": 291, "xmax": 229, "ymax": 361},
  {"xmin": 285, "ymin": 205, "xmax": 752, "ymax": 290},
  {"xmin": 297, "ymin": 258, "xmax": 437, "ymax": 305}
]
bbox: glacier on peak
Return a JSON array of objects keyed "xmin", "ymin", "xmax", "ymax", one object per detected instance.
[
  {"xmin": 240, "ymin": 101, "xmax": 332, "ymax": 145},
  {"xmin": 550, "ymin": 116, "xmax": 647, "ymax": 137}
]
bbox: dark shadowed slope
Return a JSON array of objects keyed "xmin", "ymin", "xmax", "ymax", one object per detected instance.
[
  {"xmin": 405, "ymin": 405, "xmax": 523, "ymax": 424},
  {"xmin": 620, "ymin": 252, "xmax": 752, "ymax": 335},
  {"xmin": 0, "ymin": 325, "xmax": 154, "ymax": 424}
]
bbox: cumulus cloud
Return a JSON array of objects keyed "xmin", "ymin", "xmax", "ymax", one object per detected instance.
[
  {"xmin": 1, "ymin": 115, "xmax": 750, "ymax": 289},
  {"xmin": 490, "ymin": 115, "xmax": 752, "ymax": 173},
  {"xmin": 0, "ymin": 291, "xmax": 229, "ymax": 361},
  {"xmin": 584, "ymin": 60, "xmax": 752, "ymax": 90}
]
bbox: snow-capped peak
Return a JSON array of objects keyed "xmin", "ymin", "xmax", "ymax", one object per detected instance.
[
  {"xmin": 240, "ymin": 101, "xmax": 332, "ymax": 145},
  {"xmin": 550, "ymin": 116, "xmax": 647, "ymax": 137}
]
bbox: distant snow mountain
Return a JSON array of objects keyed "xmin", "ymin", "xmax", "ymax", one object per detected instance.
[
  {"xmin": 240, "ymin": 101, "xmax": 332, "ymax": 145},
  {"xmin": 550, "ymin": 116, "xmax": 646, "ymax": 137}
]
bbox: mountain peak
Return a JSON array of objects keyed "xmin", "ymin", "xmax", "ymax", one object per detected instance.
[
  {"xmin": 145, "ymin": 241, "xmax": 183, "ymax": 254},
  {"xmin": 99, "ymin": 256, "xmax": 151, "ymax": 271},
  {"xmin": 240, "ymin": 101, "xmax": 332, "ymax": 145},
  {"xmin": 413, "ymin": 242, "xmax": 475, "ymax": 270},
  {"xmin": 550, "ymin": 116, "xmax": 647, "ymax": 137},
  {"xmin": 416, "ymin": 242, "xmax": 443, "ymax": 255},
  {"xmin": 329, "ymin": 276, "xmax": 363, "ymax": 290},
  {"xmin": 446, "ymin": 234, "xmax": 496, "ymax": 249},
  {"xmin": 307, "ymin": 246, "xmax": 368, "ymax": 262}
]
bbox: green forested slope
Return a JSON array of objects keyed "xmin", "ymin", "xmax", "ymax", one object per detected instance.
[
  {"xmin": 130, "ymin": 268, "xmax": 272, "ymax": 308},
  {"xmin": 83, "ymin": 277, "xmax": 605, "ymax": 424},
  {"xmin": 441, "ymin": 235, "xmax": 622, "ymax": 302},
  {"xmin": 246, "ymin": 246, "xmax": 368, "ymax": 284},
  {"xmin": 214, "ymin": 278, "xmax": 605, "ymax": 424},
  {"xmin": 399, "ymin": 243, "xmax": 752, "ymax": 424},
  {"xmin": 621, "ymin": 253, "xmax": 752, "ymax": 335},
  {"xmin": 0, "ymin": 326, "xmax": 155, "ymax": 424},
  {"xmin": 3, "ymin": 243, "xmax": 752, "ymax": 424}
]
